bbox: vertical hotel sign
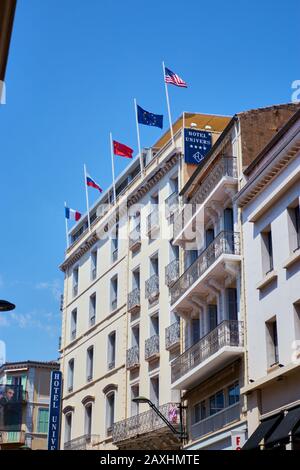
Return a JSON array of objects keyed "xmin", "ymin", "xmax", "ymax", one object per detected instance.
[
  {"xmin": 184, "ymin": 128, "xmax": 212, "ymax": 164},
  {"xmin": 47, "ymin": 370, "xmax": 62, "ymax": 450}
]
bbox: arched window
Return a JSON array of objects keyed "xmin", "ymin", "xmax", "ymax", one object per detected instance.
[{"xmin": 106, "ymin": 391, "xmax": 115, "ymax": 436}]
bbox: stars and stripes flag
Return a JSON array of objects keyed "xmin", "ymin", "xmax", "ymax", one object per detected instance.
[{"xmin": 164, "ymin": 66, "xmax": 187, "ymax": 88}]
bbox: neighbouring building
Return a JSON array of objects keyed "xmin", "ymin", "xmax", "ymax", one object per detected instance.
[
  {"xmin": 237, "ymin": 108, "xmax": 300, "ymax": 450},
  {"xmin": 0, "ymin": 0, "xmax": 17, "ymax": 101},
  {"xmin": 0, "ymin": 360, "xmax": 59, "ymax": 450},
  {"xmin": 168, "ymin": 103, "xmax": 299, "ymax": 450},
  {"xmin": 59, "ymin": 112, "xmax": 231, "ymax": 450}
]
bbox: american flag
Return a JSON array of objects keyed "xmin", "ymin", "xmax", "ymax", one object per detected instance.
[{"xmin": 164, "ymin": 66, "xmax": 187, "ymax": 88}]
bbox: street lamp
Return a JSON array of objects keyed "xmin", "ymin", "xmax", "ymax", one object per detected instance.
[
  {"xmin": 132, "ymin": 396, "xmax": 187, "ymax": 441},
  {"xmin": 0, "ymin": 300, "xmax": 15, "ymax": 311}
]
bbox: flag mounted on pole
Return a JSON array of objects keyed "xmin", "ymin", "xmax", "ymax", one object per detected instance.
[
  {"xmin": 86, "ymin": 173, "xmax": 103, "ymax": 193},
  {"xmin": 164, "ymin": 66, "xmax": 187, "ymax": 88},
  {"xmin": 113, "ymin": 140, "xmax": 134, "ymax": 159},
  {"xmin": 137, "ymin": 105, "xmax": 163, "ymax": 129},
  {"xmin": 65, "ymin": 206, "xmax": 81, "ymax": 221}
]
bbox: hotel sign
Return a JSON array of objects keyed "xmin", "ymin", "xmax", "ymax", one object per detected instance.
[
  {"xmin": 184, "ymin": 128, "xmax": 212, "ymax": 164},
  {"xmin": 47, "ymin": 370, "xmax": 62, "ymax": 450}
]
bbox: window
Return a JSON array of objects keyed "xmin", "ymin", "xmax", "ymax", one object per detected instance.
[
  {"xmin": 288, "ymin": 204, "xmax": 300, "ymax": 252},
  {"xmin": 132, "ymin": 325, "xmax": 140, "ymax": 348},
  {"xmin": 112, "ymin": 224, "xmax": 119, "ymax": 262},
  {"xmin": 132, "ymin": 268, "xmax": 140, "ymax": 290},
  {"xmin": 228, "ymin": 382, "xmax": 240, "ymax": 406},
  {"xmin": 73, "ymin": 267, "xmax": 79, "ymax": 297},
  {"xmin": 226, "ymin": 288, "xmax": 238, "ymax": 321},
  {"xmin": 150, "ymin": 376, "xmax": 159, "ymax": 407},
  {"xmin": 111, "ymin": 276, "xmax": 118, "ymax": 311},
  {"xmin": 70, "ymin": 309, "xmax": 77, "ymax": 340},
  {"xmin": 266, "ymin": 318, "xmax": 279, "ymax": 367},
  {"xmin": 150, "ymin": 255, "xmax": 159, "ymax": 276},
  {"xmin": 86, "ymin": 346, "xmax": 94, "ymax": 382},
  {"xmin": 191, "ymin": 318, "xmax": 200, "ymax": 345},
  {"xmin": 131, "ymin": 384, "xmax": 140, "ymax": 417},
  {"xmin": 150, "ymin": 313, "xmax": 159, "ymax": 336},
  {"xmin": 106, "ymin": 393, "xmax": 115, "ymax": 435},
  {"xmin": 193, "ymin": 400, "xmax": 206, "ymax": 424},
  {"xmin": 89, "ymin": 293, "xmax": 96, "ymax": 326},
  {"xmin": 294, "ymin": 301, "xmax": 300, "ymax": 342},
  {"xmin": 64, "ymin": 413, "xmax": 72, "ymax": 444},
  {"xmin": 208, "ymin": 304, "xmax": 218, "ymax": 331},
  {"xmin": 261, "ymin": 228, "xmax": 274, "ymax": 275},
  {"xmin": 37, "ymin": 408, "xmax": 49, "ymax": 434},
  {"xmin": 85, "ymin": 404, "xmax": 92, "ymax": 437},
  {"xmin": 68, "ymin": 359, "xmax": 74, "ymax": 392},
  {"xmin": 108, "ymin": 331, "xmax": 116, "ymax": 370},
  {"xmin": 209, "ymin": 390, "xmax": 224, "ymax": 415},
  {"xmin": 91, "ymin": 250, "xmax": 97, "ymax": 280}
]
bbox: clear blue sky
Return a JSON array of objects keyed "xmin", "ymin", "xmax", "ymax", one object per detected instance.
[{"xmin": 0, "ymin": 0, "xmax": 299, "ymax": 362}]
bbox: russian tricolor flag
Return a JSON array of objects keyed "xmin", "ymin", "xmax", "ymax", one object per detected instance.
[
  {"xmin": 86, "ymin": 173, "xmax": 102, "ymax": 193},
  {"xmin": 65, "ymin": 207, "xmax": 81, "ymax": 221}
]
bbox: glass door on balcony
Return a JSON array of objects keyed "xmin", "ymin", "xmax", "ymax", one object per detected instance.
[
  {"xmin": 133, "ymin": 269, "xmax": 140, "ymax": 290},
  {"xmin": 208, "ymin": 305, "xmax": 218, "ymax": 331},
  {"xmin": 224, "ymin": 208, "xmax": 234, "ymax": 251},
  {"xmin": 131, "ymin": 385, "xmax": 140, "ymax": 417},
  {"xmin": 150, "ymin": 376, "xmax": 159, "ymax": 408},
  {"xmin": 132, "ymin": 325, "xmax": 140, "ymax": 348}
]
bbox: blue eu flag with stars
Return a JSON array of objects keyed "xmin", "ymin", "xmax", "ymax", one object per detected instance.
[{"xmin": 137, "ymin": 105, "xmax": 163, "ymax": 129}]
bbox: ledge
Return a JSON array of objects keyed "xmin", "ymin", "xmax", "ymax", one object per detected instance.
[
  {"xmin": 241, "ymin": 361, "xmax": 300, "ymax": 395},
  {"xmin": 256, "ymin": 270, "xmax": 278, "ymax": 290},
  {"xmin": 283, "ymin": 248, "xmax": 300, "ymax": 269}
]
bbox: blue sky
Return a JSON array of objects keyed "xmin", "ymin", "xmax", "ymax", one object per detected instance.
[{"xmin": 0, "ymin": 0, "xmax": 299, "ymax": 362}]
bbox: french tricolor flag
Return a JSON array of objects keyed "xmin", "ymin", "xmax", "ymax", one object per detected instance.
[
  {"xmin": 86, "ymin": 173, "xmax": 102, "ymax": 193},
  {"xmin": 65, "ymin": 207, "xmax": 81, "ymax": 221}
]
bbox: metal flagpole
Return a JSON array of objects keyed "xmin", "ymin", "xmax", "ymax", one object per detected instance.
[
  {"xmin": 83, "ymin": 163, "xmax": 91, "ymax": 232},
  {"xmin": 110, "ymin": 132, "xmax": 117, "ymax": 203},
  {"xmin": 162, "ymin": 61, "xmax": 175, "ymax": 146},
  {"xmin": 64, "ymin": 201, "xmax": 69, "ymax": 248},
  {"xmin": 134, "ymin": 98, "xmax": 144, "ymax": 174}
]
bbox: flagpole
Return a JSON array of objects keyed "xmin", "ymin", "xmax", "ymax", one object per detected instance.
[
  {"xmin": 134, "ymin": 98, "xmax": 144, "ymax": 174},
  {"xmin": 110, "ymin": 132, "xmax": 117, "ymax": 204},
  {"xmin": 162, "ymin": 61, "xmax": 175, "ymax": 146},
  {"xmin": 64, "ymin": 201, "xmax": 69, "ymax": 248},
  {"xmin": 83, "ymin": 163, "xmax": 91, "ymax": 232}
]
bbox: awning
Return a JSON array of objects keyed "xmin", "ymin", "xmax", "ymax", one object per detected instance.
[
  {"xmin": 242, "ymin": 413, "xmax": 283, "ymax": 450},
  {"xmin": 265, "ymin": 406, "xmax": 300, "ymax": 447}
]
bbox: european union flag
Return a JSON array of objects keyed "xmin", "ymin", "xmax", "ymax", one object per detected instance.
[{"xmin": 137, "ymin": 105, "xmax": 163, "ymax": 129}]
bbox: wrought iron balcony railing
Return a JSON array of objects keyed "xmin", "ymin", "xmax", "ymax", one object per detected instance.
[
  {"xmin": 126, "ymin": 345, "xmax": 140, "ymax": 369},
  {"xmin": 112, "ymin": 402, "xmax": 182, "ymax": 443},
  {"xmin": 64, "ymin": 434, "xmax": 101, "ymax": 450},
  {"xmin": 147, "ymin": 208, "xmax": 159, "ymax": 235},
  {"xmin": 165, "ymin": 259, "xmax": 179, "ymax": 287},
  {"xmin": 129, "ymin": 223, "xmax": 141, "ymax": 251},
  {"xmin": 145, "ymin": 274, "xmax": 159, "ymax": 301},
  {"xmin": 165, "ymin": 322, "xmax": 180, "ymax": 351},
  {"xmin": 165, "ymin": 191, "xmax": 178, "ymax": 219},
  {"xmin": 173, "ymin": 157, "xmax": 237, "ymax": 240},
  {"xmin": 191, "ymin": 402, "xmax": 240, "ymax": 440},
  {"xmin": 170, "ymin": 231, "xmax": 240, "ymax": 305},
  {"xmin": 171, "ymin": 320, "xmax": 244, "ymax": 383},
  {"xmin": 128, "ymin": 288, "xmax": 141, "ymax": 313},
  {"xmin": 145, "ymin": 334, "xmax": 160, "ymax": 361}
]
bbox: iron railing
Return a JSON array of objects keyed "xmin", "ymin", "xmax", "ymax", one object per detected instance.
[
  {"xmin": 128, "ymin": 288, "xmax": 141, "ymax": 312},
  {"xmin": 165, "ymin": 259, "xmax": 180, "ymax": 287},
  {"xmin": 165, "ymin": 191, "xmax": 178, "ymax": 219},
  {"xmin": 171, "ymin": 320, "xmax": 244, "ymax": 383},
  {"xmin": 64, "ymin": 434, "xmax": 101, "ymax": 450},
  {"xmin": 112, "ymin": 402, "xmax": 181, "ymax": 443},
  {"xmin": 145, "ymin": 334, "xmax": 160, "ymax": 360},
  {"xmin": 165, "ymin": 322, "xmax": 180, "ymax": 350},
  {"xmin": 129, "ymin": 223, "xmax": 141, "ymax": 250},
  {"xmin": 173, "ymin": 157, "xmax": 237, "ymax": 240},
  {"xmin": 170, "ymin": 231, "xmax": 240, "ymax": 305},
  {"xmin": 145, "ymin": 274, "xmax": 159, "ymax": 301},
  {"xmin": 191, "ymin": 402, "xmax": 240, "ymax": 440},
  {"xmin": 147, "ymin": 208, "xmax": 159, "ymax": 235},
  {"xmin": 126, "ymin": 345, "xmax": 140, "ymax": 369}
]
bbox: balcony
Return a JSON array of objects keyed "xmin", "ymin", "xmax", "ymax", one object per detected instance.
[
  {"xmin": 173, "ymin": 157, "xmax": 237, "ymax": 245},
  {"xmin": 147, "ymin": 208, "xmax": 159, "ymax": 236},
  {"xmin": 171, "ymin": 320, "xmax": 244, "ymax": 390},
  {"xmin": 145, "ymin": 274, "xmax": 159, "ymax": 302},
  {"xmin": 0, "ymin": 430, "xmax": 26, "ymax": 447},
  {"xmin": 129, "ymin": 223, "xmax": 141, "ymax": 251},
  {"xmin": 165, "ymin": 259, "xmax": 179, "ymax": 287},
  {"xmin": 128, "ymin": 288, "xmax": 140, "ymax": 313},
  {"xmin": 191, "ymin": 402, "xmax": 240, "ymax": 441},
  {"xmin": 170, "ymin": 231, "xmax": 241, "ymax": 308},
  {"xmin": 64, "ymin": 434, "xmax": 101, "ymax": 450},
  {"xmin": 165, "ymin": 322, "xmax": 180, "ymax": 351},
  {"xmin": 112, "ymin": 402, "xmax": 183, "ymax": 450},
  {"xmin": 145, "ymin": 334, "xmax": 160, "ymax": 361},
  {"xmin": 126, "ymin": 345, "xmax": 140, "ymax": 370},
  {"xmin": 165, "ymin": 191, "xmax": 178, "ymax": 219}
]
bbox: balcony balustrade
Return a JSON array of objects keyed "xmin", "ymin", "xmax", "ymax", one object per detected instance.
[
  {"xmin": 129, "ymin": 223, "xmax": 141, "ymax": 251},
  {"xmin": 0, "ymin": 430, "xmax": 26, "ymax": 445},
  {"xmin": 165, "ymin": 322, "xmax": 180, "ymax": 351},
  {"xmin": 165, "ymin": 259, "xmax": 179, "ymax": 287},
  {"xmin": 191, "ymin": 402, "xmax": 240, "ymax": 440},
  {"xmin": 145, "ymin": 274, "xmax": 159, "ymax": 301},
  {"xmin": 126, "ymin": 345, "xmax": 140, "ymax": 370},
  {"xmin": 127, "ymin": 288, "xmax": 141, "ymax": 313},
  {"xmin": 64, "ymin": 434, "xmax": 101, "ymax": 450},
  {"xmin": 145, "ymin": 334, "xmax": 160, "ymax": 361}
]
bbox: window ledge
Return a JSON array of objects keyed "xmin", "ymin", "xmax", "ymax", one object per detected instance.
[
  {"xmin": 283, "ymin": 248, "xmax": 300, "ymax": 269},
  {"xmin": 256, "ymin": 270, "xmax": 278, "ymax": 290}
]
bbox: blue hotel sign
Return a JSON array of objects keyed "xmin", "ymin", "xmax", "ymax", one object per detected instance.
[
  {"xmin": 47, "ymin": 370, "xmax": 62, "ymax": 450},
  {"xmin": 184, "ymin": 128, "xmax": 212, "ymax": 164}
]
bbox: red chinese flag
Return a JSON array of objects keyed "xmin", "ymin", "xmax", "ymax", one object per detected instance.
[{"xmin": 113, "ymin": 140, "xmax": 133, "ymax": 159}]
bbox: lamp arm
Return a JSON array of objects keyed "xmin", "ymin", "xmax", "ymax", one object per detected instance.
[{"xmin": 148, "ymin": 403, "xmax": 182, "ymax": 436}]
